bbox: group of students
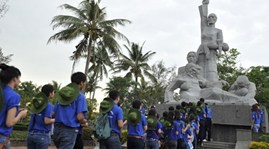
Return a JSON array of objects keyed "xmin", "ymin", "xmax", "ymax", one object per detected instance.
[
  {"xmin": 97, "ymin": 93, "xmax": 213, "ymax": 149},
  {"xmin": 251, "ymin": 103, "xmax": 265, "ymax": 133},
  {"xmin": 0, "ymin": 64, "xmax": 89, "ymax": 149},
  {"xmin": 0, "ymin": 63, "xmax": 213, "ymax": 149}
]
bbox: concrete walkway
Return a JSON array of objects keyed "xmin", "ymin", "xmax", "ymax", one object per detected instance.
[{"xmin": 12, "ymin": 146, "xmax": 96, "ymax": 149}]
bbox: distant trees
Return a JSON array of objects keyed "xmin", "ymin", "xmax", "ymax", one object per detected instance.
[
  {"xmin": 0, "ymin": 0, "xmax": 8, "ymax": 19},
  {"xmin": 0, "ymin": 48, "xmax": 12, "ymax": 64}
]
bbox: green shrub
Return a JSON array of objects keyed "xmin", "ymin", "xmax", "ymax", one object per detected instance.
[
  {"xmin": 250, "ymin": 141, "xmax": 269, "ymax": 149},
  {"xmin": 259, "ymin": 135, "xmax": 269, "ymax": 143},
  {"xmin": 10, "ymin": 131, "xmax": 28, "ymax": 140},
  {"xmin": 82, "ymin": 127, "xmax": 94, "ymax": 140}
]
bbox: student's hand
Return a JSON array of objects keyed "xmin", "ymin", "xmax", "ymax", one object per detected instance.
[
  {"xmin": 81, "ymin": 122, "xmax": 88, "ymax": 127},
  {"xmin": 186, "ymin": 124, "xmax": 191, "ymax": 128},
  {"xmin": 123, "ymin": 120, "xmax": 127, "ymax": 125},
  {"xmin": 19, "ymin": 109, "xmax": 28, "ymax": 119}
]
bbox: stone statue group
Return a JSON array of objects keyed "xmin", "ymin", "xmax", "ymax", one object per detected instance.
[{"xmin": 165, "ymin": 0, "xmax": 257, "ymax": 105}]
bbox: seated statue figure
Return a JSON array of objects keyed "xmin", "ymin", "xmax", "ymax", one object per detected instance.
[
  {"xmin": 228, "ymin": 75, "xmax": 256, "ymax": 100},
  {"xmin": 165, "ymin": 52, "xmax": 205, "ymax": 103},
  {"xmin": 200, "ymin": 75, "xmax": 257, "ymax": 105}
]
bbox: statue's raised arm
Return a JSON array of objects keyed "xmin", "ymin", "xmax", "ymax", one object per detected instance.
[{"xmin": 199, "ymin": 0, "xmax": 209, "ymax": 31}]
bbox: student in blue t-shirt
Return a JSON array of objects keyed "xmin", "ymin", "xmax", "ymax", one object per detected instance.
[
  {"xmin": 165, "ymin": 111, "xmax": 180, "ymax": 149},
  {"xmin": 99, "ymin": 90, "xmax": 125, "ymax": 149},
  {"xmin": 205, "ymin": 103, "xmax": 212, "ymax": 141},
  {"xmin": 257, "ymin": 104, "xmax": 264, "ymax": 132},
  {"xmin": 252, "ymin": 104, "xmax": 262, "ymax": 133},
  {"xmin": 127, "ymin": 100, "xmax": 148, "ymax": 149},
  {"xmin": 0, "ymin": 64, "xmax": 28, "ymax": 149},
  {"xmin": 183, "ymin": 118, "xmax": 193, "ymax": 149},
  {"xmin": 53, "ymin": 72, "xmax": 88, "ymax": 149},
  {"xmin": 146, "ymin": 109, "xmax": 162, "ymax": 149},
  {"xmin": 27, "ymin": 84, "xmax": 55, "ymax": 149},
  {"xmin": 175, "ymin": 110, "xmax": 186, "ymax": 149},
  {"xmin": 197, "ymin": 101, "xmax": 206, "ymax": 145},
  {"xmin": 190, "ymin": 114, "xmax": 199, "ymax": 149}
]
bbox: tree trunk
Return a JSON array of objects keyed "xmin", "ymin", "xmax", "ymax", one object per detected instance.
[{"xmin": 84, "ymin": 39, "xmax": 92, "ymax": 76}]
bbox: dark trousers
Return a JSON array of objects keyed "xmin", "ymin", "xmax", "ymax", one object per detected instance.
[
  {"xmin": 198, "ymin": 120, "xmax": 206, "ymax": 145},
  {"xmin": 192, "ymin": 137, "xmax": 198, "ymax": 149},
  {"xmin": 100, "ymin": 134, "xmax": 122, "ymax": 149},
  {"xmin": 53, "ymin": 124, "xmax": 78, "ymax": 149},
  {"xmin": 177, "ymin": 138, "xmax": 186, "ymax": 149},
  {"xmin": 73, "ymin": 134, "xmax": 83, "ymax": 149},
  {"xmin": 205, "ymin": 118, "xmax": 212, "ymax": 141},
  {"xmin": 165, "ymin": 140, "xmax": 177, "ymax": 149},
  {"xmin": 127, "ymin": 137, "xmax": 144, "ymax": 149}
]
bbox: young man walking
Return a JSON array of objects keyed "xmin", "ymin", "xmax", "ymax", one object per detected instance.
[
  {"xmin": 27, "ymin": 84, "xmax": 55, "ymax": 149},
  {"xmin": 99, "ymin": 90, "xmax": 125, "ymax": 149},
  {"xmin": 53, "ymin": 72, "xmax": 88, "ymax": 149},
  {"xmin": 127, "ymin": 100, "xmax": 148, "ymax": 149}
]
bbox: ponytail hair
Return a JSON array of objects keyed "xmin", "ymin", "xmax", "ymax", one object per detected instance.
[{"xmin": 0, "ymin": 63, "xmax": 21, "ymax": 85}]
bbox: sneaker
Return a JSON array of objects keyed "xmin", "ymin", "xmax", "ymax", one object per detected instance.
[{"xmin": 203, "ymin": 139, "xmax": 207, "ymax": 142}]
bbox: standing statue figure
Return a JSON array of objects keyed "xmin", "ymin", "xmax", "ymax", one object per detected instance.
[{"xmin": 197, "ymin": 0, "xmax": 229, "ymax": 85}]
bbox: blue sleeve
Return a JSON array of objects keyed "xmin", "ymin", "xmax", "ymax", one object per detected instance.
[
  {"xmin": 174, "ymin": 121, "xmax": 179, "ymax": 132},
  {"xmin": 142, "ymin": 114, "xmax": 147, "ymax": 126},
  {"xmin": 44, "ymin": 104, "xmax": 53, "ymax": 118},
  {"xmin": 76, "ymin": 94, "xmax": 88, "ymax": 114},
  {"xmin": 53, "ymin": 102, "xmax": 58, "ymax": 113},
  {"xmin": 117, "ymin": 107, "xmax": 123, "ymax": 121},
  {"xmin": 187, "ymin": 128, "xmax": 191, "ymax": 135},
  {"xmin": 252, "ymin": 112, "xmax": 255, "ymax": 120},
  {"xmin": 157, "ymin": 121, "xmax": 162, "ymax": 130},
  {"xmin": 7, "ymin": 94, "xmax": 20, "ymax": 111},
  {"xmin": 195, "ymin": 124, "xmax": 199, "ymax": 131}
]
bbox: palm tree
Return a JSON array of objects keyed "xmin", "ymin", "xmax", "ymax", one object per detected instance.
[
  {"xmin": 48, "ymin": 0, "xmax": 130, "ymax": 75},
  {"xmin": 114, "ymin": 42, "xmax": 157, "ymax": 90}
]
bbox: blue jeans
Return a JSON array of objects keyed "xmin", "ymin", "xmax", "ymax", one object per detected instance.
[
  {"xmin": 146, "ymin": 139, "xmax": 159, "ymax": 149},
  {"xmin": 0, "ymin": 136, "xmax": 10, "ymax": 149},
  {"xmin": 253, "ymin": 124, "xmax": 260, "ymax": 133},
  {"xmin": 27, "ymin": 132, "xmax": 50, "ymax": 149},
  {"xmin": 53, "ymin": 124, "xmax": 78, "ymax": 149},
  {"xmin": 99, "ymin": 134, "xmax": 122, "ymax": 149}
]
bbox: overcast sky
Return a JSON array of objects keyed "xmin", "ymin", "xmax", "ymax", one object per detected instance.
[{"xmin": 0, "ymin": 0, "xmax": 268, "ymax": 101}]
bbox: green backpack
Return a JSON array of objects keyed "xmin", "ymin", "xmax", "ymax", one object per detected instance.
[
  {"xmin": 95, "ymin": 99, "xmax": 114, "ymax": 140},
  {"xmin": 95, "ymin": 112, "xmax": 112, "ymax": 140}
]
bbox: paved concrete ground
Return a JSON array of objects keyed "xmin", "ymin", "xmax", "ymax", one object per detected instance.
[{"xmin": 12, "ymin": 146, "xmax": 96, "ymax": 149}]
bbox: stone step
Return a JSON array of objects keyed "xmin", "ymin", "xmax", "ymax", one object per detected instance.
[{"xmin": 202, "ymin": 141, "xmax": 236, "ymax": 149}]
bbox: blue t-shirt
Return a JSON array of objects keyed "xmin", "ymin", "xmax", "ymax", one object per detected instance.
[
  {"xmin": 259, "ymin": 109, "xmax": 264, "ymax": 123},
  {"xmin": 205, "ymin": 105, "xmax": 213, "ymax": 119},
  {"xmin": 252, "ymin": 111, "xmax": 261, "ymax": 124},
  {"xmin": 28, "ymin": 103, "xmax": 53, "ymax": 132},
  {"xmin": 191, "ymin": 121, "xmax": 199, "ymax": 138},
  {"xmin": 128, "ymin": 113, "xmax": 147, "ymax": 137},
  {"xmin": 0, "ymin": 85, "xmax": 20, "ymax": 136},
  {"xmin": 176, "ymin": 120, "xmax": 185, "ymax": 139},
  {"xmin": 109, "ymin": 103, "xmax": 123, "ymax": 134},
  {"xmin": 54, "ymin": 92, "xmax": 88, "ymax": 128},
  {"xmin": 146, "ymin": 121, "xmax": 162, "ymax": 139},
  {"xmin": 183, "ymin": 127, "xmax": 192, "ymax": 143},
  {"xmin": 198, "ymin": 108, "xmax": 206, "ymax": 121},
  {"xmin": 167, "ymin": 121, "xmax": 180, "ymax": 140}
]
